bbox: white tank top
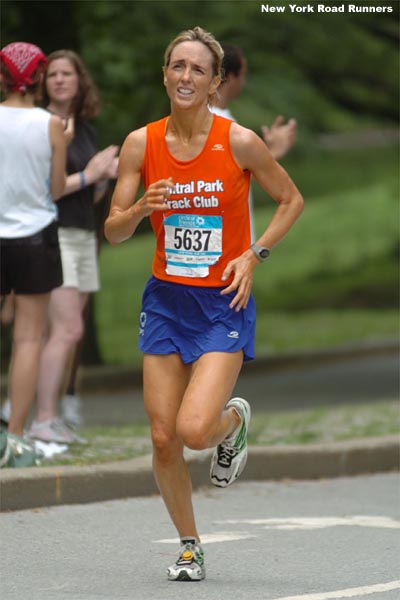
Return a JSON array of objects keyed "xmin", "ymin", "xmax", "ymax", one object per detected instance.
[{"xmin": 0, "ymin": 105, "xmax": 57, "ymax": 238}]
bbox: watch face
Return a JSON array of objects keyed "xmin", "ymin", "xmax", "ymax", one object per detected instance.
[{"xmin": 259, "ymin": 248, "xmax": 270, "ymax": 259}]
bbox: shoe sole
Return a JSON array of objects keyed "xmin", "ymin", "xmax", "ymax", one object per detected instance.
[
  {"xmin": 210, "ymin": 448, "xmax": 248, "ymax": 487},
  {"xmin": 168, "ymin": 569, "xmax": 205, "ymax": 581}
]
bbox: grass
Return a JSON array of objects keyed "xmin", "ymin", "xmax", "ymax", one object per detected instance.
[
  {"xmin": 43, "ymin": 424, "xmax": 152, "ymax": 467},
  {"xmin": 248, "ymin": 401, "xmax": 399, "ymax": 446},
  {"xmin": 42, "ymin": 400, "xmax": 399, "ymax": 467},
  {"xmin": 251, "ymin": 180, "xmax": 398, "ymax": 309},
  {"xmin": 95, "ymin": 144, "xmax": 398, "ymax": 366},
  {"xmin": 269, "ymin": 144, "xmax": 399, "ymax": 204},
  {"xmin": 254, "ymin": 309, "xmax": 397, "ymax": 354}
]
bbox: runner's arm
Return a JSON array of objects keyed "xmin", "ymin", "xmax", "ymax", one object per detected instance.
[
  {"xmin": 221, "ymin": 124, "xmax": 304, "ymax": 311},
  {"xmin": 232, "ymin": 123, "xmax": 304, "ymax": 251},
  {"xmin": 104, "ymin": 128, "xmax": 172, "ymax": 244}
]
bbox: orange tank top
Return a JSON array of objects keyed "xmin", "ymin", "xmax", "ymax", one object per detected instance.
[{"xmin": 142, "ymin": 114, "xmax": 251, "ymax": 287}]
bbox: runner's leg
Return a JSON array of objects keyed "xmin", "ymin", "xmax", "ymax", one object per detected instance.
[
  {"xmin": 143, "ymin": 353, "xmax": 197, "ymax": 540},
  {"xmin": 177, "ymin": 351, "xmax": 243, "ymax": 450},
  {"xmin": 144, "ymin": 351, "xmax": 244, "ymax": 539}
]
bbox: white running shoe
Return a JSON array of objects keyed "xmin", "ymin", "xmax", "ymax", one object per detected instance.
[
  {"xmin": 167, "ymin": 538, "xmax": 205, "ymax": 581},
  {"xmin": 210, "ymin": 397, "xmax": 251, "ymax": 488},
  {"xmin": 29, "ymin": 418, "xmax": 86, "ymax": 445},
  {"xmin": 61, "ymin": 394, "xmax": 83, "ymax": 429}
]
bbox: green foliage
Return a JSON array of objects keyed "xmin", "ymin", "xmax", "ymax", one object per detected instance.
[
  {"xmin": 4, "ymin": 0, "xmax": 396, "ymax": 142},
  {"xmin": 85, "ymin": 0, "xmax": 398, "ymax": 143}
]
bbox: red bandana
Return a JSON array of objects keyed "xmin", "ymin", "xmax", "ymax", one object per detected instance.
[{"xmin": 0, "ymin": 42, "xmax": 48, "ymax": 93}]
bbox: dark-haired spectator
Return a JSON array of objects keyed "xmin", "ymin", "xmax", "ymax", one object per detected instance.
[
  {"xmin": 30, "ymin": 50, "xmax": 118, "ymax": 444},
  {"xmin": 213, "ymin": 43, "xmax": 297, "ymax": 239}
]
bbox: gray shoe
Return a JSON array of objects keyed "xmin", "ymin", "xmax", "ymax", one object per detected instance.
[
  {"xmin": 210, "ymin": 397, "xmax": 251, "ymax": 488},
  {"xmin": 167, "ymin": 538, "xmax": 205, "ymax": 581},
  {"xmin": 61, "ymin": 394, "xmax": 83, "ymax": 429},
  {"xmin": 29, "ymin": 418, "xmax": 86, "ymax": 445}
]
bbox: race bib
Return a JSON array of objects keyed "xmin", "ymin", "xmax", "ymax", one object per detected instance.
[{"xmin": 164, "ymin": 214, "xmax": 222, "ymax": 278}]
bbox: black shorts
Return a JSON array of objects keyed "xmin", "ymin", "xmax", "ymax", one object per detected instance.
[{"xmin": 0, "ymin": 221, "xmax": 63, "ymax": 295}]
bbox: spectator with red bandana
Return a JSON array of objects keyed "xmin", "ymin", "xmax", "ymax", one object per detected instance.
[{"xmin": 0, "ymin": 42, "xmax": 68, "ymax": 467}]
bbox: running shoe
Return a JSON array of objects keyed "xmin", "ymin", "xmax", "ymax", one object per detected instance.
[
  {"xmin": 2, "ymin": 433, "xmax": 43, "ymax": 468},
  {"xmin": 0, "ymin": 431, "xmax": 11, "ymax": 467},
  {"xmin": 61, "ymin": 393, "xmax": 83, "ymax": 429},
  {"xmin": 210, "ymin": 397, "xmax": 251, "ymax": 488},
  {"xmin": 167, "ymin": 538, "xmax": 205, "ymax": 581},
  {"xmin": 29, "ymin": 418, "xmax": 86, "ymax": 445}
]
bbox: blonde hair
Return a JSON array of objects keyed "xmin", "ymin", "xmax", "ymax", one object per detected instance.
[{"xmin": 164, "ymin": 26, "xmax": 223, "ymax": 106}]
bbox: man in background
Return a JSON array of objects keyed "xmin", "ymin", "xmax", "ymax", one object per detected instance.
[{"xmin": 213, "ymin": 43, "xmax": 297, "ymax": 240}]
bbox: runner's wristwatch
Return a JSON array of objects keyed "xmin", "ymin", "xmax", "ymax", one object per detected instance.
[{"xmin": 250, "ymin": 243, "xmax": 270, "ymax": 262}]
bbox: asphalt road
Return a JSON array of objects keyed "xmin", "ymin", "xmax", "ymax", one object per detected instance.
[
  {"xmin": 81, "ymin": 353, "xmax": 399, "ymax": 425},
  {"xmin": 1, "ymin": 473, "xmax": 399, "ymax": 600}
]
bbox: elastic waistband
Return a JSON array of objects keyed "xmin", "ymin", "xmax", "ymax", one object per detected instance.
[
  {"xmin": 0, "ymin": 220, "xmax": 58, "ymax": 246},
  {"xmin": 148, "ymin": 274, "xmax": 226, "ymax": 293}
]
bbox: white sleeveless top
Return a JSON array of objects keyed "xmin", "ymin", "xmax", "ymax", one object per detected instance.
[{"xmin": 0, "ymin": 106, "xmax": 57, "ymax": 238}]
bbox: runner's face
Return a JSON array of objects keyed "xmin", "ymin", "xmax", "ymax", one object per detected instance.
[
  {"xmin": 46, "ymin": 58, "xmax": 79, "ymax": 107},
  {"xmin": 164, "ymin": 41, "xmax": 220, "ymax": 108}
]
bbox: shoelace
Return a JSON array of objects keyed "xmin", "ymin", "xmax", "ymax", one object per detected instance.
[
  {"xmin": 177, "ymin": 543, "xmax": 196, "ymax": 565},
  {"xmin": 217, "ymin": 445, "xmax": 238, "ymax": 467}
]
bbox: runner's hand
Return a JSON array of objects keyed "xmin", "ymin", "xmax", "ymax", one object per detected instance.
[
  {"xmin": 220, "ymin": 250, "xmax": 259, "ymax": 311},
  {"xmin": 136, "ymin": 178, "xmax": 174, "ymax": 217}
]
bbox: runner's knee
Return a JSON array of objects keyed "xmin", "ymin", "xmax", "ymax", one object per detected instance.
[
  {"xmin": 177, "ymin": 417, "xmax": 211, "ymax": 451},
  {"xmin": 151, "ymin": 424, "xmax": 182, "ymax": 463}
]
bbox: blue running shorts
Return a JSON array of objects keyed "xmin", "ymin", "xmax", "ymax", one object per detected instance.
[{"xmin": 138, "ymin": 276, "xmax": 256, "ymax": 364}]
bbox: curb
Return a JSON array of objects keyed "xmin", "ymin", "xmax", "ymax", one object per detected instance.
[{"xmin": 1, "ymin": 436, "xmax": 398, "ymax": 512}]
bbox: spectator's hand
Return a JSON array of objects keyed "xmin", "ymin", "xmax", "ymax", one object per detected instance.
[
  {"xmin": 103, "ymin": 157, "xmax": 119, "ymax": 180},
  {"xmin": 261, "ymin": 116, "xmax": 297, "ymax": 161},
  {"xmin": 63, "ymin": 116, "xmax": 75, "ymax": 145},
  {"xmin": 85, "ymin": 145, "xmax": 119, "ymax": 184}
]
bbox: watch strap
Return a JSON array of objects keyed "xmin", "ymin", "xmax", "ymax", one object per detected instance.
[{"xmin": 250, "ymin": 243, "xmax": 270, "ymax": 262}]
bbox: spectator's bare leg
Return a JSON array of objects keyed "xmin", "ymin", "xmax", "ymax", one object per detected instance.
[
  {"xmin": 36, "ymin": 287, "xmax": 88, "ymax": 423},
  {"xmin": 7, "ymin": 293, "xmax": 50, "ymax": 436}
]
